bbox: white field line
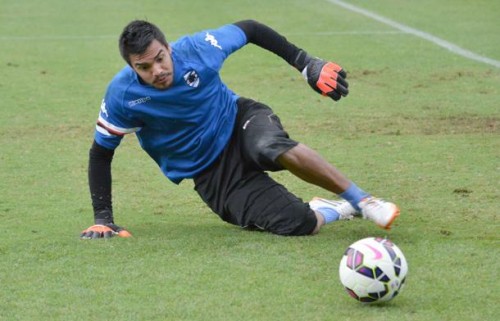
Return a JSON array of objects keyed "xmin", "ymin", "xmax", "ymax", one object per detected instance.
[
  {"xmin": 327, "ymin": 0, "xmax": 500, "ymax": 68},
  {"xmin": 286, "ymin": 30, "xmax": 405, "ymax": 36}
]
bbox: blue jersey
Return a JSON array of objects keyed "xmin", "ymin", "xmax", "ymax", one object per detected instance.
[{"xmin": 94, "ymin": 24, "xmax": 247, "ymax": 184}]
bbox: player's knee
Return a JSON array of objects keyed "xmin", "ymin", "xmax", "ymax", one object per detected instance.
[{"xmin": 267, "ymin": 203, "xmax": 318, "ymax": 236}]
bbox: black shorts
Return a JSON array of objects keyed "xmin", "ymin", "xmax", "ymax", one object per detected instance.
[{"xmin": 193, "ymin": 97, "xmax": 317, "ymax": 236}]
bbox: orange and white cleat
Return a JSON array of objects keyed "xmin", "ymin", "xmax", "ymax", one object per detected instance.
[{"xmin": 358, "ymin": 197, "xmax": 400, "ymax": 229}]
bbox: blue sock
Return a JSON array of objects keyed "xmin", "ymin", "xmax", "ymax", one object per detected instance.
[
  {"xmin": 339, "ymin": 182, "xmax": 370, "ymax": 211},
  {"xmin": 317, "ymin": 207, "xmax": 341, "ymax": 224}
]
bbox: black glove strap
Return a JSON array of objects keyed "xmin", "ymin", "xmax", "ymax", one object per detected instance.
[
  {"xmin": 95, "ymin": 213, "xmax": 114, "ymax": 225},
  {"xmin": 293, "ymin": 50, "xmax": 312, "ymax": 72}
]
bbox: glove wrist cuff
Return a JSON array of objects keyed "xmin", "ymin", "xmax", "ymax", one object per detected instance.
[
  {"xmin": 293, "ymin": 50, "xmax": 312, "ymax": 71},
  {"xmin": 95, "ymin": 219, "xmax": 111, "ymax": 225},
  {"xmin": 94, "ymin": 209, "xmax": 114, "ymax": 225}
]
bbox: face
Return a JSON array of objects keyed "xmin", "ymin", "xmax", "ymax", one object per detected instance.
[{"xmin": 129, "ymin": 39, "xmax": 174, "ymax": 90}]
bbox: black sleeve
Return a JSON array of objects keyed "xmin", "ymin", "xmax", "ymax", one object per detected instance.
[
  {"xmin": 233, "ymin": 20, "xmax": 311, "ymax": 71},
  {"xmin": 88, "ymin": 140, "xmax": 115, "ymax": 224}
]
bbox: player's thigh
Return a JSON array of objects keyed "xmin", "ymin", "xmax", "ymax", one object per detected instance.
[{"xmin": 235, "ymin": 98, "xmax": 298, "ymax": 171}]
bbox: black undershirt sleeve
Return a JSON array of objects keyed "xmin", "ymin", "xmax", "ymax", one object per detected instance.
[
  {"xmin": 88, "ymin": 140, "xmax": 115, "ymax": 223},
  {"xmin": 233, "ymin": 20, "xmax": 311, "ymax": 71}
]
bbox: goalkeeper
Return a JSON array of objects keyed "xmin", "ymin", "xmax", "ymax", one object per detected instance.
[{"xmin": 81, "ymin": 20, "xmax": 400, "ymax": 239}]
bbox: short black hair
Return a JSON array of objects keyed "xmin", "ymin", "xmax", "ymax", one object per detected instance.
[{"xmin": 119, "ymin": 20, "xmax": 168, "ymax": 65}]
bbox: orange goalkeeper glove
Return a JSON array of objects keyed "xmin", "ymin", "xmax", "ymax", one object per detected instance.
[
  {"xmin": 80, "ymin": 223, "xmax": 132, "ymax": 239},
  {"xmin": 303, "ymin": 58, "xmax": 349, "ymax": 101}
]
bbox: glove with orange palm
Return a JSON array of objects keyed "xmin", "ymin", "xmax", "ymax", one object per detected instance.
[
  {"xmin": 80, "ymin": 223, "xmax": 132, "ymax": 239},
  {"xmin": 303, "ymin": 57, "xmax": 349, "ymax": 101},
  {"xmin": 80, "ymin": 210, "xmax": 132, "ymax": 239}
]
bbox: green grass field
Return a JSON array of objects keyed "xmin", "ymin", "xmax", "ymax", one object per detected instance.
[{"xmin": 1, "ymin": 0, "xmax": 499, "ymax": 320}]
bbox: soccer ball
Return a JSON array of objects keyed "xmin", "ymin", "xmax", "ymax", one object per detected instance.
[{"xmin": 339, "ymin": 237, "xmax": 408, "ymax": 303}]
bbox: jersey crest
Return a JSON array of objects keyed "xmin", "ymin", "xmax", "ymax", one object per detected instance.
[{"xmin": 183, "ymin": 70, "xmax": 200, "ymax": 88}]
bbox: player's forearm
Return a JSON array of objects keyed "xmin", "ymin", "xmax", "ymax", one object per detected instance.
[
  {"xmin": 88, "ymin": 140, "xmax": 115, "ymax": 224},
  {"xmin": 233, "ymin": 20, "xmax": 311, "ymax": 71}
]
